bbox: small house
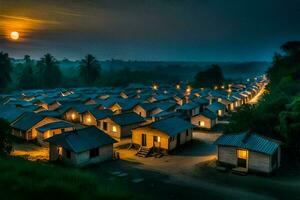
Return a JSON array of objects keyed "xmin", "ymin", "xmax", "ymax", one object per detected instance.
[
  {"xmin": 191, "ymin": 109, "xmax": 218, "ymax": 129},
  {"xmin": 82, "ymin": 109, "xmax": 113, "ymax": 127},
  {"xmin": 36, "ymin": 121, "xmax": 75, "ymax": 146},
  {"xmin": 132, "ymin": 117, "xmax": 195, "ymax": 152},
  {"xmin": 214, "ymin": 132, "xmax": 281, "ymax": 173},
  {"xmin": 45, "ymin": 126, "xmax": 116, "ymax": 166},
  {"xmin": 99, "ymin": 112, "xmax": 146, "ymax": 141},
  {"xmin": 207, "ymin": 102, "xmax": 226, "ymax": 117},
  {"xmin": 11, "ymin": 112, "xmax": 61, "ymax": 140}
]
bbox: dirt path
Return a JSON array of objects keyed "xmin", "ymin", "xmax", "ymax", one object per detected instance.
[{"xmin": 117, "ymin": 131, "xmax": 275, "ymax": 199}]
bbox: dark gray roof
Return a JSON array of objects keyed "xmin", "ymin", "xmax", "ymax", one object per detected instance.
[
  {"xmin": 207, "ymin": 102, "xmax": 226, "ymax": 112},
  {"xmin": 45, "ymin": 126, "xmax": 116, "ymax": 153},
  {"xmin": 110, "ymin": 112, "xmax": 145, "ymax": 126},
  {"xmin": 36, "ymin": 121, "xmax": 74, "ymax": 133},
  {"xmin": 150, "ymin": 117, "xmax": 195, "ymax": 136},
  {"xmin": 0, "ymin": 106, "xmax": 26, "ymax": 123},
  {"xmin": 200, "ymin": 109, "xmax": 217, "ymax": 119},
  {"xmin": 214, "ymin": 132, "xmax": 280, "ymax": 155},
  {"xmin": 178, "ymin": 102, "xmax": 199, "ymax": 110},
  {"xmin": 89, "ymin": 109, "xmax": 113, "ymax": 120},
  {"xmin": 11, "ymin": 112, "xmax": 45, "ymax": 131}
]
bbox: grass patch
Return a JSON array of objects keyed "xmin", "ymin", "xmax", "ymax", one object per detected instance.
[{"xmin": 0, "ymin": 156, "xmax": 139, "ymax": 200}]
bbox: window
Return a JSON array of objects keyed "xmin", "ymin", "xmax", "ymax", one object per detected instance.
[
  {"xmin": 89, "ymin": 148, "xmax": 99, "ymax": 158},
  {"xmin": 103, "ymin": 122, "xmax": 108, "ymax": 131},
  {"xmin": 154, "ymin": 136, "xmax": 160, "ymax": 142},
  {"xmin": 112, "ymin": 125, "xmax": 117, "ymax": 132},
  {"xmin": 218, "ymin": 98, "xmax": 222, "ymax": 102},
  {"xmin": 186, "ymin": 130, "xmax": 189, "ymax": 136},
  {"xmin": 97, "ymin": 121, "xmax": 101, "ymax": 127},
  {"xmin": 218, "ymin": 110, "xmax": 222, "ymax": 116},
  {"xmin": 237, "ymin": 149, "xmax": 248, "ymax": 159},
  {"xmin": 66, "ymin": 150, "xmax": 71, "ymax": 159},
  {"xmin": 139, "ymin": 112, "xmax": 142, "ymax": 116},
  {"xmin": 199, "ymin": 121, "xmax": 205, "ymax": 127}
]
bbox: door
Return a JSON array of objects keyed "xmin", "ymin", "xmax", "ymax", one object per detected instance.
[
  {"xmin": 141, "ymin": 134, "xmax": 147, "ymax": 146},
  {"xmin": 237, "ymin": 149, "xmax": 248, "ymax": 168}
]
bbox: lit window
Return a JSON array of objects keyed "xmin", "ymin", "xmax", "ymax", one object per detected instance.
[
  {"xmin": 218, "ymin": 98, "xmax": 222, "ymax": 102},
  {"xmin": 112, "ymin": 126, "xmax": 117, "ymax": 132},
  {"xmin": 87, "ymin": 117, "xmax": 91, "ymax": 123},
  {"xmin": 71, "ymin": 113, "xmax": 76, "ymax": 120},
  {"xmin": 218, "ymin": 110, "xmax": 222, "ymax": 116},
  {"xmin": 154, "ymin": 136, "xmax": 161, "ymax": 142},
  {"xmin": 237, "ymin": 149, "xmax": 248, "ymax": 159},
  {"xmin": 200, "ymin": 121, "xmax": 205, "ymax": 127}
]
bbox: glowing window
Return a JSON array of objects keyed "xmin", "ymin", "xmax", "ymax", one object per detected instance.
[
  {"xmin": 237, "ymin": 149, "xmax": 248, "ymax": 159},
  {"xmin": 112, "ymin": 126, "xmax": 117, "ymax": 132},
  {"xmin": 218, "ymin": 110, "xmax": 222, "ymax": 116},
  {"xmin": 200, "ymin": 121, "xmax": 205, "ymax": 127},
  {"xmin": 71, "ymin": 113, "xmax": 76, "ymax": 120},
  {"xmin": 218, "ymin": 98, "xmax": 222, "ymax": 102}
]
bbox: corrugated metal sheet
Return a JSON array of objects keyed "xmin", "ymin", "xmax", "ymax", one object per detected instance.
[{"xmin": 214, "ymin": 132, "xmax": 280, "ymax": 155}]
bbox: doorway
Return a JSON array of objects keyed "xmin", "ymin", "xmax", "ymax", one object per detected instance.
[
  {"xmin": 237, "ymin": 149, "xmax": 248, "ymax": 168},
  {"xmin": 176, "ymin": 134, "xmax": 181, "ymax": 147},
  {"xmin": 142, "ymin": 134, "xmax": 147, "ymax": 146}
]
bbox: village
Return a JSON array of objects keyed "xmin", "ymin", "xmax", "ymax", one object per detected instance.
[{"xmin": 0, "ymin": 74, "xmax": 277, "ymax": 172}]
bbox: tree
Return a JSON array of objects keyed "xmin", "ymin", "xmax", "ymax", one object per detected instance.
[
  {"xmin": 18, "ymin": 55, "xmax": 37, "ymax": 89},
  {"xmin": 0, "ymin": 52, "xmax": 12, "ymax": 91},
  {"xmin": 37, "ymin": 54, "xmax": 62, "ymax": 88},
  {"xmin": 79, "ymin": 54, "xmax": 101, "ymax": 86},
  {"xmin": 193, "ymin": 64, "xmax": 224, "ymax": 88},
  {"xmin": 0, "ymin": 118, "xmax": 12, "ymax": 155}
]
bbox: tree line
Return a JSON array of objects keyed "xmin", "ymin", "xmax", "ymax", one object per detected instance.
[{"xmin": 0, "ymin": 51, "xmax": 226, "ymax": 92}]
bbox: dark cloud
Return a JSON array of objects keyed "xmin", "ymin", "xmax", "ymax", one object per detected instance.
[{"xmin": 1, "ymin": 0, "xmax": 300, "ymax": 61}]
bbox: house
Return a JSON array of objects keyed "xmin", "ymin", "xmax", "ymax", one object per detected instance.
[
  {"xmin": 11, "ymin": 112, "xmax": 61, "ymax": 140},
  {"xmin": 45, "ymin": 126, "xmax": 116, "ymax": 166},
  {"xmin": 132, "ymin": 117, "xmax": 195, "ymax": 152},
  {"xmin": 176, "ymin": 102, "xmax": 200, "ymax": 118},
  {"xmin": 82, "ymin": 109, "xmax": 113, "ymax": 127},
  {"xmin": 62, "ymin": 104, "xmax": 96, "ymax": 123},
  {"xmin": 191, "ymin": 109, "xmax": 218, "ymax": 129},
  {"xmin": 214, "ymin": 132, "xmax": 281, "ymax": 173},
  {"xmin": 99, "ymin": 112, "xmax": 146, "ymax": 141},
  {"xmin": 36, "ymin": 121, "xmax": 75, "ymax": 146},
  {"xmin": 207, "ymin": 102, "xmax": 226, "ymax": 117}
]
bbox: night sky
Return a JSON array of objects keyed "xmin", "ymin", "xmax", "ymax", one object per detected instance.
[{"xmin": 1, "ymin": 0, "xmax": 300, "ymax": 61}]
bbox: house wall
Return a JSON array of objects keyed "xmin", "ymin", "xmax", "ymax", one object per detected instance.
[
  {"xmin": 191, "ymin": 115, "xmax": 213, "ymax": 129},
  {"xmin": 133, "ymin": 105, "xmax": 147, "ymax": 118},
  {"xmin": 64, "ymin": 109, "xmax": 81, "ymax": 123},
  {"xmin": 218, "ymin": 145, "xmax": 277, "ymax": 173},
  {"xmin": 82, "ymin": 112, "xmax": 97, "ymax": 126},
  {"xmin": 48, "ymin": 144, "xmax": 113, "ymax": 166},
  {"xmin": 99, "ymin": 118, "xmax": 121, "ymax": 139},
  {"xmin": 132, "ymin": 127, "xmax": 192, "ymax": 151}
]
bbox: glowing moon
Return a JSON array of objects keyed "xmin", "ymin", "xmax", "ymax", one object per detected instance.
[{"xmin": 10, "ymin": 31, "xmax": 20, "ymax": 40}]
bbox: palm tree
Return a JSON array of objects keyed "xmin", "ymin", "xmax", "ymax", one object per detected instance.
[
  {"xmin": 37, "ymin": 54, "xmax": 62, "ymax": 88},
  {"xmin": 79, "ymin": 54, "xmax": 101, "ymax": 86}
]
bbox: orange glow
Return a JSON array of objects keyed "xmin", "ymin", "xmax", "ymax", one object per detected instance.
[{"xmin": 10, "ymin": 31, "xmax": 20, "ymax": 40}]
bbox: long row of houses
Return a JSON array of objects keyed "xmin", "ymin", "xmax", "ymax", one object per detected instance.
[{"xmin": 0, "ymin": 76, "xmax": 269, "ymax": 168}]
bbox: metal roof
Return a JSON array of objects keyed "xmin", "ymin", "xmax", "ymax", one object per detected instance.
[
  {"xmin": 214, "ymin": 132, "xmax": 280, "ymax": 155},
  {"xmin": 45, "ymin": 126, "xmax": 116, "ymax": 153},
  {"xmin": 36, "ymin": 121, "xmax": 74, "ymax": 133}
]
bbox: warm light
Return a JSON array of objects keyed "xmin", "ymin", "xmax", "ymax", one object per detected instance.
[
  {"xmin": 214, "ymin": 86, "xmax": 218, "ymax": 90},
  {"xmin": 157, "ymin": 136, "xmax": 161, "ymax": 142},
  {"xmin": 228, "ymin": 88, "xmax": 232, "ymax": 93},
  {"xmin": 176, "ymin": 84, "xmax": 180, "ymax": 89},
  {"xmin": 112, "ymin": 126, "xmax": 117, "ymax": 132},
  {"xmin": 221, "ymin": 85, "xmax": 225, "ymax": 89},
  {"xmin": 186, "ymin": 86, "xmax": 192, "ymax": 93},
  {"xmin": 87, "ymin": 117, "xmax": 91, "ymax": 123},
  {"xmin": 10, "ymin": 31, "xmax": 20, "ymax": 40},
  {"xmin": 71, "ymin": 113, "xmax": 76, "ymax": 120},
  {"xmin": 237, "ymin": 149, "xmax": 248, "ymax": 159},
  {"xmin": 218, "ymin": 110, "xmax": 222, "ymax": 116},
  {"xmin": 152, "ymin": 84, "xmax": 158, "ymax": 90},
  {"xmin": 200, "ymin": 121, "xmax": 205, "ymax": 127}
]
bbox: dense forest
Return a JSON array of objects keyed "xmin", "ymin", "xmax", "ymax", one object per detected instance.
[
  {"xmin": 0, "ymin": 52, "xmax": 268, "ymax": 92},
  {"xmin": 225, "ymin": 41, "xmax": 300, "ymax": 159}
]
